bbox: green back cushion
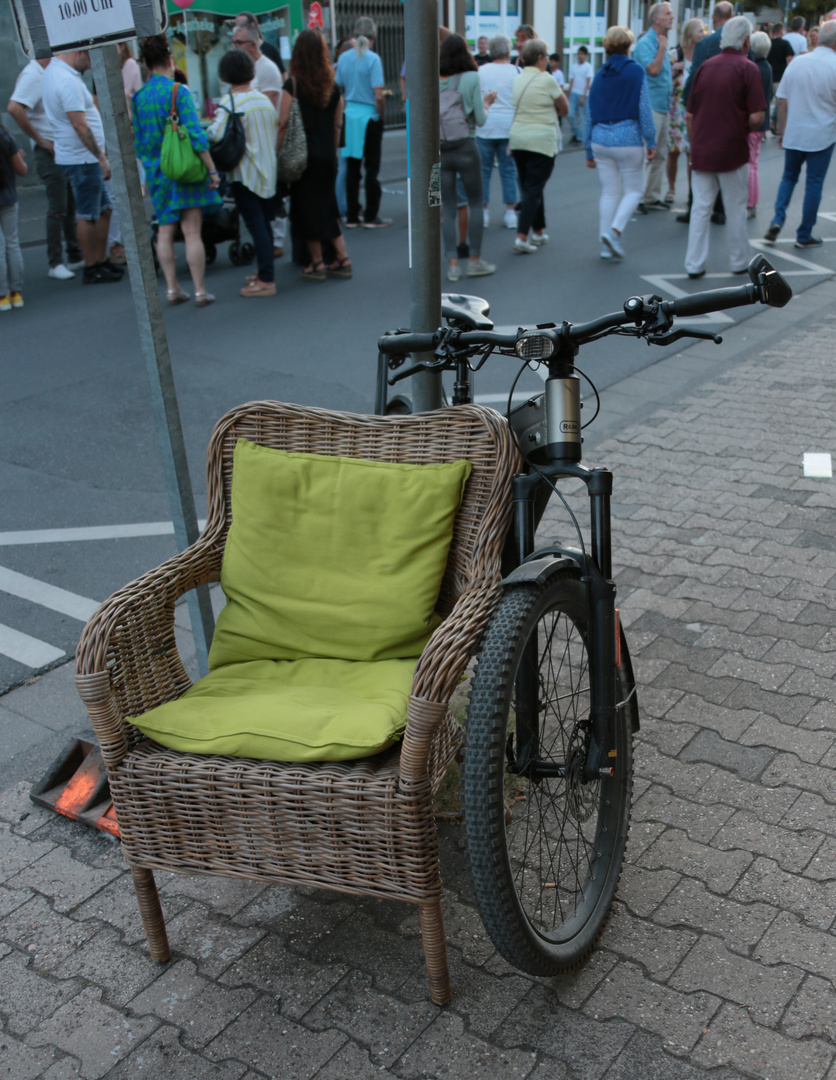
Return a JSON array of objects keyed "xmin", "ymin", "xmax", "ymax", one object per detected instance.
[
  {"xmin": 208, "ymin": 440, "xmax": 472, "ymax": 667},
  {"xmin": 132, "ymin": 658, "xmax": 417, "ymax": 761}
]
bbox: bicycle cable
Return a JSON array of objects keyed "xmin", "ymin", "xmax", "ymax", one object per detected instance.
[{"xmin": 575, "ymin": 365, "xmax": 601, "ymax": 430}]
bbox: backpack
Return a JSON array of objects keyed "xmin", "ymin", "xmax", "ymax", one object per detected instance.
[
  {"xmin": 439, "ymin": 74, "xmax": 470, "ymax": 150},
  {"xmin": 210, "ymin": 92, "xmax": 247, "ymax": 174}
]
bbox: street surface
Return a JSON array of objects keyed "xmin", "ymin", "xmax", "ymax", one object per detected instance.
[{"xmin": 1, "ymin": 131, "xmax": 834, "ymax": 692}]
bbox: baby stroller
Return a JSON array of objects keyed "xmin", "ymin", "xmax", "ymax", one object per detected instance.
[{"xmin": 149, "ymin": 185, "xmax": 254, "ymax": 270}]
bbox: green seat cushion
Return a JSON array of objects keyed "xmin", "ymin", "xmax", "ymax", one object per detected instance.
[
  {"xmin": 208, "ymin": 440, "xmax": 472, "ymax": 668},
  {"xmin": 131, "ymin": 657, "xmax": 417, "ymax": 761}
]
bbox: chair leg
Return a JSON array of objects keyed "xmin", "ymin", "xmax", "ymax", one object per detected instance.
[
  {"xmin": 418, "ymin": 900, "xmax": 452, "ymax": 1005},
  {"xmin": 130, "ymin": 866, "xmax": 171, "ymax": 963}
]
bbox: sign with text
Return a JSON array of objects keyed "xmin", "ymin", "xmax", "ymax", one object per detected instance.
[{"xmin": 11, "ymin": 0, "xmax": 167, "ymax": 58}]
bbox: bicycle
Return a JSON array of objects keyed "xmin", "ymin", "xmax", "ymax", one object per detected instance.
[{"xmin": 376, "ymin": 253, "xmax": 792, "ymax": 976}]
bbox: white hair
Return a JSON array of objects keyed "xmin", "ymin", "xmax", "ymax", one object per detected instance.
[
  {"xmin": 750, "ymin": 30, "xmax": 771, "ymax": 58},
  {"xmin": 820, "ymin": 20, "xmax": 836, "ymax": 47},
  {"xmin": 489, "ymin": 34, "xmax": 512, "ymax": 59},
  {"xmin": 720, "ymin": 14, "xmax": 753, "ymax": 51}
]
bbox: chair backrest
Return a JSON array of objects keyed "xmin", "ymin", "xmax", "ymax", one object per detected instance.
[{"xmin": 204, "ymin": 401, "xmax": 521, "ymax": 615}]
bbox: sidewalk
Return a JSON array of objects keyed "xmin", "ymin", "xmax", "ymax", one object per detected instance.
[{"xmin": 2, "ymin": 278, "xmax": 836, "ymax": 1079}]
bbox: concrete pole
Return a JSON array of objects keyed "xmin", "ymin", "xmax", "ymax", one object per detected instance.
[
  {"xmin": 91, "ymin": 45, "xmax": 215, "ymax": 677},
  {"xmin": 405, "ymin": 0, "xmax": 444, "ymax": 412}
]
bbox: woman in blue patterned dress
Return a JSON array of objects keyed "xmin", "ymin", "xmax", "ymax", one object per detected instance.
[{"xmin": 133, "ymin": 35, "xmax": 222, "ymax": 306}]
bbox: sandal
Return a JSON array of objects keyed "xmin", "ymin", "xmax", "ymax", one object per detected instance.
[
  {"xmin": 327, "ymin": 257, "xmax": 353, "ymax": 279},
  {"xmin": 167, "ymin": 288, "xmax": 190, "ymax": 306},
  {"xmin": 300, "ymin": 261, "xmax": 326, "ymax": 282},
  {"xmin": 664, "ymin": 189, "xmax": 675, "ymax": 204},
  {"xmin": 194, "ymin": 291, "xmax": 215, "ymax": 307},
  {"xmin": 240, "ymin": 279, "xmax": 277, "ymax": 298}
]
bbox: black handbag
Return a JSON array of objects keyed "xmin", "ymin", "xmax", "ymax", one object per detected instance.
[{"xmin": 210, "ymin": 92, "xmax": 247, "ymax": 173}]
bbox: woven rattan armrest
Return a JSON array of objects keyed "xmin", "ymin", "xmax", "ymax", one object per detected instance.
[{"xmin": 75, "ymin": 533, "xmax": 223, "ymax": 766}]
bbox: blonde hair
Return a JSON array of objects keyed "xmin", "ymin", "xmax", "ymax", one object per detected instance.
[
  {"xmin": 602, "ymin": 25, "xmax": 634, "ymax": 54},
  {"xmin": 680, "ymin": 17, "xmax": 705, "ymax": 52}
]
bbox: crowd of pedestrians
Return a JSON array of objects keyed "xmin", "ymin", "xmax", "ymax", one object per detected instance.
[{"xmin": 2, "ymin": 7, "xmax": 835, "ymax": 312}]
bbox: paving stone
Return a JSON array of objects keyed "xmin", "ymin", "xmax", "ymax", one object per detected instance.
[
  {"xmin": 801, "ymin": 700, "xmax": 836, "ymax": 733},
  {"xmin": 679, "ymin": 730, "xmax": 775, "ymax": 781},
  {"xmin": 704, "ymin": 656, "xmax": 794, "ymax": 694},
  {"xmin": 711, "ymin": 810, "xmax": 823, "ymax": 874},
  {"xmin": 759, "ymin": 639, "xmax": 836, "ymax": 679},
  {"xmin": 601, "ymin": 1031, "xmax": 748, "ymax": 1080},
  {"xmin": 678, "ymin": 600, "xmax": 758, "ymax": 635},
  {"xmin": 731, "ymin": 856, "xmax": 836, "ymax": 931},
  {"xmin": 670, "ymin": 935, "xmax": 802, "ymax": 1026},
  {"xmin": 520, "ymin": 1059, "xmax": 570, "ymax": 1080},
  {"xmin": 302, "ymin": 970, "xmax": 436, "ymax": 1068},
  {"xmin": 653, "ymin": 877, "xmax": 776, "ymax": 954},
  {"xmin": 640, "ymin": 637, "xmax": 725, "ymax": 674},
  {"xmin": 632, "ymin": 787, "xmax": 733, "ymax": 845},
  {"xmin": 52, "ymin": 926, "xmax": 163, "ymax": 1007},
  {"xmin": 0, "ymin": 780, "xmax": 56, "ymax": 835},
  {"xmin": 696, "ymin": 768, "xmax": 798, "ymax": 824},
  {"xmin": 662, "ymin": 698, "xmax": 758, "ymax": 741},
  {"xmin": 126, "ymin": 958, "xmax": 259, "ymax": 1049},
  {"xmin": 623, "ymin": 820, "xmax": 667, "ymax": 863},
  {"xmin": 583, "ymin": 960, "xmax": 720, "ymax": 1055},
  {"xmin": 313, "ymin": 1041, "xmax": 399, "ymax": 1079},
  {"xmin": 41, "ymin": 1060, "xmax": 85, "ymax": 1080},
  {"xmin": 206, "ymin": 998, "xmax": 347, "ymax": 1078},
  {"xmin": 32, "ymin": 815, "xmax": 122, "ymax": 871},
  {"xmin": 632, "ymin": 685, "xmax": 685, "ymax": 723},
  {"xmin": 605, "ymin": 901, "xmax": 697, "ymax": 979},
  {"xmin": 2, "ymin": 895, "xmax": 98, "ymax": 970},
  {"xmin": 0, "ymin": 948, "xmax": 81, "ymax": 1035},
  {"xmin": 782, "ymin": 975, "xmax": 836, "ymax": 1042},
  {"xmin": 634, "ymin": 744, "xmax": 717, "ymax": 799},
  {"xmin": 616, "ymin": 866, "xmax": 680, "ymax": 919},
  {"xmin": 0, "ymin": 881, "xmax": 33, "ymax": 917},
  {"xmin": 761, "ymin": 753, "xmax": 836, "ymax": 804},
  {"xmin": 73, "ymin": 871, "xmax": 191, "ymax": 946},
  {"xmin": 739, "ymin": 716, "xmax": 833, "ymax": 764},
  {"xmin": 395, "ymin": 1012, "xmax": 535, "ymax": 1079},
  {"xmin": 28, "ymin": 984, "xmax": 159, "ymax": 1079},
  {"xmin": 638, "ymin": 829, "xmax": 752, "ymax": 893},
  {"xmin": 0, "ymin": 821, "xmax": 55, "ymax": 884},
  {"xmin": 219, "ymin": 932, "xmax": 347, "ymax": 1021},
  {"xmin": 0, "ymin": 1034, "xmax": 63, "ymax": 1080},
  {"xmin": 692, "ymin": 1001, "xmax": 833, "ymax": 1080},
  {"xmin": 805, "ymin": 837, "xmax": 836, "ymax": 883},
  {"xmin": 756, "ymin": 911, "xmax": 836, "ymax": 983},
  {"xmin": 157, "ymin": 871, "xmax": 270, "ymax": 917},
  {"xmin": 108, "ymin": 1024, "xmax": 248, "ymax": 1079},
  {"xmin": 163, "ymin": 903, "xmax": 266, "ymax": 978},
  {"xmin": 494, "ymin": 985, "xmax": 634, "ymax": 1080},
  {"xmin": 722, "ymin": 680, "xmax": 816, "ymax": 725},
  {"xmin": 635, "ymin": 717, "xmax": 699, "ymax": 757},
  {"xmin": 780, "ymin": 791, "xmax": 836, "ymax": 838},
  {"xmin": 538, "ymin": 949, "xmax": 618, "ymax": 1011},
  {"xmin": 10, "ymin": 844, "xmax": 122, "ymax": 913},
  {"xmin": 306, "ymin": 904, "xmax": 425, "ymax": 993}
]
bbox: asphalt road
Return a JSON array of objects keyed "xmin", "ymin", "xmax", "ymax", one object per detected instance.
[{"xmin": 2, "ymin": 129, "xmax": 834, "ymax": 693}]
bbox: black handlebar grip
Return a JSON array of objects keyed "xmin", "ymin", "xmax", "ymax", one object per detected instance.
[
  {"xmin": 665, "ymin": 283, "xmax": 758, "ymax": 319},
  {"xmin": 378, "ymin": 332, "xmax": 438, "ymax": 354}
]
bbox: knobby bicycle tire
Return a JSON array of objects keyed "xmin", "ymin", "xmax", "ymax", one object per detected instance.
[{"xmin": 462, "ymin": 568, "xmax": 636, "ymax": 975}]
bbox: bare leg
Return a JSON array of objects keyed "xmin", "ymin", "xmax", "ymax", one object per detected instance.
[
  {"xmin": 156, "ymin": 222, "xmax": 180, "ymax": 293},
  {"xmin": 331, "ymin": 234, "xmax": 350, "ymax": 264},
  {"xmin": 666, "ymin": 149, "xmax": 679, "ymax": 197},
  {"xmin": 180, "ymin": 207, "xmax": 207, "ymax": 295},
  {"xmin": 305, "ymin": 239, "xmax": 323, "ymax": 270},
  {"xmin": 76, "ymin": 212, "xmax": 109, "ymax": 267}
]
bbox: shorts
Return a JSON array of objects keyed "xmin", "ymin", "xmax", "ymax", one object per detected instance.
[{"xmin": 60, "ymin": 162, "xmax": 113, "ymax": 221}]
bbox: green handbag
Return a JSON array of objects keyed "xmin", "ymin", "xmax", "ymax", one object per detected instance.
[{"xmin": 160, "ymin": 83, "xmax": 208, "ymax": 184}]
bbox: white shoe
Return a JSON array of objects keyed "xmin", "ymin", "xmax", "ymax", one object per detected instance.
[
  {"xmin": 447, "ymin": 264, "xmax": 462, "ymax": 282},
  {"xmin": 49, "ymin": 263, "xmax": 75, "ymax": 280},
  {"xmin": 530, "ymin": 232, "xmax": 549, "ymax": 246},
  {"xmin": 504, "ymin": 209, "xmax": 518, "ymax": 230},
  {"xmin": 467, "ymin": 257, "xmax": 496, "ymax": 277},
  {"xmin": 601, "ymin": 230, "xmax": 624, "ymax": 258},
  {"xmin": 600, "ymin": 245, "xmax": 613, "ymax": 259},
  {"xmin": 513, "ymin": 237, "xmax": 538, "ymax": 254},
  {"xmin": 483, "ymin": 208, "xmax": 490, "ymax": 228}
]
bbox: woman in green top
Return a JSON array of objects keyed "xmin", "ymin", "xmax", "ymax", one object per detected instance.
[
  {"xmin": 439, "ymin": 35, "xmax": 497, "ymax": 281},
  {"xmin": 508, "ymin": 38, "xmax": 568, "ymax": 253}
]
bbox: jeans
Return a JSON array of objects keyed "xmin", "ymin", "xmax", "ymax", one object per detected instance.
[
  {"xmin": 476, "ymin": 137, "xmax": 518, "ymax": 205},
  {"xmin": 592, "ymin": 143, "xmax": 645, "ymax": 239},
  {"xmin": 345, "ymin": 116, "xmax": 383, "ymax": 224},
  {"xmin": 440, "ymin": 139, "xmax": 483, "ymax": 259},
  {"xmin": 0, "ymin": 204, "xmax": 24, "ymax": 296},
  {"xmin": 569, "ymin": 92, "xmax": 586, "ymax": 141},
  {"xmin": 685, "ymin": 166, "xmax": 750, "ymax": 274},
  {"xmin": 771, "ymin": 143, "xmax": 835, "ymax": 243},
  {"xmin": 336, "ymin": 154, "xmax": 348, "ymax": 217},
  {"xmin": 231, "ymin": 181, "xmax": 275, "ymax": 283},
  {"xmin": 512, "ymin": 149, "xmax": 555, "ymax": 235},
  {"xmin": 60, "ymin": 162, "xmax": 112, "ymax": 221},
  {"xmin": 34, "ymin": 145, "xmax": 82, "ymax": 268}
]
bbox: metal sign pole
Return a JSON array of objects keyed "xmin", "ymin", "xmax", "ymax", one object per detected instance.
[
  {"xmin": 405, "ymin": 0, "xmax": 443, "ymax": 413},
  {"xmin": 91, "ymin": 45, "xmax": 214, "ymax": 676}
]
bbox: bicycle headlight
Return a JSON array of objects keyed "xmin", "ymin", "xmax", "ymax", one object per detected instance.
[{"xmin": 515, "ymin": 331, "xmax": 555, "ymax": 362}]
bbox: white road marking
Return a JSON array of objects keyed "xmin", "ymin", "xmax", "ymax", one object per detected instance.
[
  {"xmin": 0, "ymin": 623, "xmax": 64, "ymax": 667},
  {"xmin": 748, "ymin": 240, "xmax": 831, "ymax": 272},
  {"xmin": 0, "ymin": 521, "xmax": 206, "ymax": 546},
  {"xmin": 0, "ymin": 565, "xmax": 99, "ymax": 622}
]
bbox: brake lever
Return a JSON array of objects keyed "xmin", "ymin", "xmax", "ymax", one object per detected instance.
[
  {"xmin": 388, "ymin": 360, "xmax": 445, "ymax": 385},
  {"xmin": 645, "ymin": 327, "xmax": 723, "ymax": 347}
]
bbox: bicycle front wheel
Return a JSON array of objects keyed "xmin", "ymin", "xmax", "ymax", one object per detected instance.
[{"xmin": 463, "ymin": 568, "xmax": 636, "ymax": 975}]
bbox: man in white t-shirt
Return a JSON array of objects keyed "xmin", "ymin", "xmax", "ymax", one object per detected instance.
[
  {"xmin": 7, "ymin": 59, "xmax": 83, "ymax": 280},
  {"xmin": 784, "ymin": 17, "xmax": 808, "ymax": 55},
  {"xmin": 232, "ymin": 24, "xmax": 281, "ymax": 109},
  {"xmin": 568, "ymin": 46, "xmax": 592, "ymax": 145},
  {"xmin": 41, "ymin": 51, "xmax": 123, "ymax": 284},
  {"xmin": 765, "ymin": 20, "xmax": 836, "ymax": 248}
]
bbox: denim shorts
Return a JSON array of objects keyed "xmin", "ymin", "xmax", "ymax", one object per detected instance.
[{"xmin": 60, "ymin": 162, "xmax": 112, "ymax": 221}]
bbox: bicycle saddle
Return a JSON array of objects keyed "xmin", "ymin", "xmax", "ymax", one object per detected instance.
[{"xmin": 441, "ymin": 293, "xmax": 494, "ymax": 330}]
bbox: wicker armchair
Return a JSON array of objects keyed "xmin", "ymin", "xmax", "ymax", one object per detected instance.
[{"xmin": 74, "ymin": 401, "xmax": 520, "ymax": 1004}]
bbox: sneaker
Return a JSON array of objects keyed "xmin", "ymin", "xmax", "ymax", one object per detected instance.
[
  {"xmin": 10, "ymin": 291, "xmax": 23, "ymax": 309},
  {"xmin": 0, "ymin": 295, "xmax": 11, "ymax": 311},
  {"xmin": 688, "ymin": 269, "xmax": 706, "ymax": 279},
  {"xmin": 363, "ymin": 217, "xmax": 392, "ymax": 228},
  {"xmin": 530, "ymin": 232, "xmax": 549, "ymax": 246},
  {"xmin": 101, "ymin": 260, "xmax": 125, "ymax": 278},
  {"xmin": 503, "ymin": 208, "xmax": 518, "ymax": 230},
  {"xmin": 601, "ymin": 230, "xmax": 624, "ymax": 258},
  {"xmin": 676, "ymin": 211, "xmax": 690, "ymax": 224},
  {"xmin": 344, "ymin": 220, "xmax": 360, "ymax": 229},
  {"xmin": 646, "ymin": 199, "xmax": 669, "ymax": 211},
  {"xmin": 635, "ymin": 203, "xmax": 648, "ymax": 215},
  {"xmin": 467, "ymin": 257, "xmax": 496, "ymax": 277},
  {"xmin": 764, "ymin": 223, "xmax": 781, "ymax": 242},
  {"xmin": 513, "ymin": 237, "xmax": 538, "ymax": 254},
  {"xmin": 600, "ymin": 246, "xmax": 613, "ymax": 260},
  {"xmin": 795, "ymin": 237, "xmax": 823, "ymax": 248},
  {"xmin": 447, "ymin": 264, "xmax": 462, "ymax": 282},
  {"xmin": 109, "ymin": 243, "xmax": 127, "ymax": 266},
  {"xmin": 83, "ymin": 264, "xmax": 121, "ymax": 284},
  {"xmin": 747, "ymin": 206, "xmax": 757, "ymax": 219},
  {"xmin": 483, "ymin": 208, "xmax": 490, "ymax": 228},
  {"xmin": 49, "ymin": 263, "xmax": 75, "ymax": 280}
]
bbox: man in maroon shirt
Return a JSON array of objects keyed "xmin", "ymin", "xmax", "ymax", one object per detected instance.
[{"xmin": 684, "ymin": 16, "xmax": 766, "ymax": 277}]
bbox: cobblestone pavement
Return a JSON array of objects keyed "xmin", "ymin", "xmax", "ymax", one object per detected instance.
[{"xmin": 2, "ymin": 280, "xmax": 835, "ymax": 1079}]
